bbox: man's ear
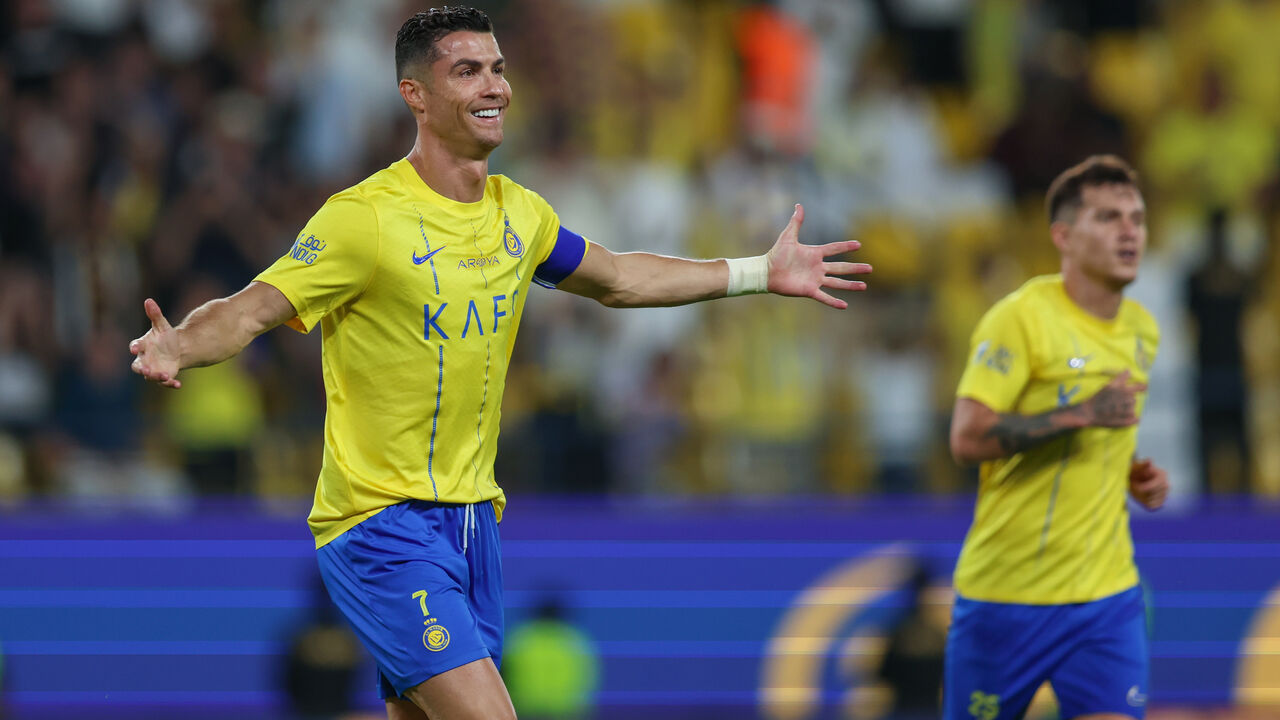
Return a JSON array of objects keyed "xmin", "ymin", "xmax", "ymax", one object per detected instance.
[
  {"xmin": 1049, "ymin": 220, "xmax": 1071, "ymax": 253},
  {"xmin": 399, "ymin": 77, "xmax": 427, "ymax": 114}
]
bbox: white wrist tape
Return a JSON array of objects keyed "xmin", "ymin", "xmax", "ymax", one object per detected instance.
[{"xmin": 726, "ymin": 255, "xmax": 770, "ymax": 296}]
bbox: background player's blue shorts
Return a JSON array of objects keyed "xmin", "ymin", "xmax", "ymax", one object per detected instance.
[
  {"xmin": 316, "ymin": 500, "xmax": 503, "ymax": 699},
  {"xmin": 944, "ymin": 584, "xmax": 1148, "ymax": 720}
]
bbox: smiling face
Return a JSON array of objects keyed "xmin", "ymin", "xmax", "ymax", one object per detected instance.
[
  {"xmin": 411, "ymin": 31, "xmax": 510, "ymax": 160},
  {"xmin": 1052, "ymin": 182, "xmax": 1146, "ymax": 291}
]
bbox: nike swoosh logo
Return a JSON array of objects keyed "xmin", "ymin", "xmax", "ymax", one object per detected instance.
[{"xmin": 413, "ymin": 245, "xmax": 446, "ymax": 265}]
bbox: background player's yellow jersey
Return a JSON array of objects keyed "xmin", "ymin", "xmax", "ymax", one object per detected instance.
[
  {"xmin": 256, "ymin": 159, "xmax": 587, "ymax": 547},
  {"xmin": 953, "ymin": 274, "xmax": 1160, "ymax": 604}
]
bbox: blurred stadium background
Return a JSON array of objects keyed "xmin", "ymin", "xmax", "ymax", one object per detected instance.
[{"xmin": 1, "ymin": 0, "xmax": 1278, "ymax": 718}]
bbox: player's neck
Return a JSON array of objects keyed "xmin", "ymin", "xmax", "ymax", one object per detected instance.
[
  {"xmin": 1061, "ymin": 269, "xmax": 1123, "ymax": 320},
  {"xmin": 406, "ymin": 137, "xmax": 490, "ymax": 204}
]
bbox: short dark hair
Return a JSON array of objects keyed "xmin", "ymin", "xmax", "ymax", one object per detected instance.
[
  {"xmin": 395, "ymin": 7, "xmax": 493, "ymax": 80},
  {"xmin": 1045, "ymin": 155, "xmax": 1141, "ymax": 224}
]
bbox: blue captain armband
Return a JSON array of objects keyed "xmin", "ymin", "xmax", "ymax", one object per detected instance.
[{"xmin": 532, "ymin": 226, "xmax": 588, "ymax": 288}]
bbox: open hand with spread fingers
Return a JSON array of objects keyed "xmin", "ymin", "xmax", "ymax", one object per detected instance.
[
  {"xmin": 129, "ymin": 298, "xmax": 184, "ymax": 389},
  {"xmin": 765, "ymin": 204, "xmax": 872, "ymax": 309}
]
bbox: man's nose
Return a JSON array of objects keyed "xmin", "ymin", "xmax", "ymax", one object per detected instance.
[{"xmin": 482, "ymin": 71, "xmax": 507, "ymax": 97}]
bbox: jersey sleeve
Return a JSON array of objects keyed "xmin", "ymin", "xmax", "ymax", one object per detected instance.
[
  {"xmin": 955, "ymin": 298, "xmax": 1032, "ymax": 412},
  {"xmin": 254, "ymin": 191, "xmax": 379, "ymax": 333},
  {"xmin": 518, "ymin": 187, "xmax": 587, "ymax": 288},
  {"xmin": 532, "ymin": 226, "xmax": 588, "ymax": 288}
]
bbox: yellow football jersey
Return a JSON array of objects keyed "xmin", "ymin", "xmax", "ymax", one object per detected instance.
[
  {"xmin": 256, "ymin": 159, "xmax": 587, "ymax": 547},
  {"xmin": 953, "ymin": 274, "xmax": 1160, "ymax": 604}
]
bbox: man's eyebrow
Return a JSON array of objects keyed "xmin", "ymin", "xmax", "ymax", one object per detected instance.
[{"xmin": 450, "ymin": 57, "xmax": 504, "ymax": 71}]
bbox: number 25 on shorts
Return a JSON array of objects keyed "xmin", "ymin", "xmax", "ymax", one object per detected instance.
[{"xmin": 969, "ymin": 691, "xmax": 1000, "ymax": 720}]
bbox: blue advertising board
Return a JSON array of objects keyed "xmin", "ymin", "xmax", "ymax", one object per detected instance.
[{"xmin": 0, "ymin": 497, "xmax": 1276, "ymax": 718}]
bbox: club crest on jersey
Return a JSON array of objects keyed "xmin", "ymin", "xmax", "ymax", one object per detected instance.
[
  {"xmin": 502, "ymin": 212, "xmax": 524, "ymax": 258},
  {"xmin": 423, "ymin": 624, "xmax": 450, "ymax": 651}
]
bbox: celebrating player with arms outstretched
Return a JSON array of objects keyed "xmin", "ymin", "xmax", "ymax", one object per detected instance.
[
  {"xmin": 129, "ymin": 7, "xmax": 870, "ymax": 719},
  {"xmin": 946, "ymin": 155, "xmax": 1169, "ymax": 720}
]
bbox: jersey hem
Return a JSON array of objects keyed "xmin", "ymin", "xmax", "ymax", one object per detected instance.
[
  {"xmin": 311, "ymin": 505, "xmax": 389, "ymax": 549},
  {"xmin": 311, "ymin": 490, "xmax": 508, "ymax": 548},
  {"xmin": 954, "ymin": 577, "xmax": 1140, "ymax": 606}
]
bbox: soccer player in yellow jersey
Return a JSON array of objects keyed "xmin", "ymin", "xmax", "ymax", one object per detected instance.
[
  {"xmin": 945, "ymin": 155, "xmax": 1170, "ymax": 720},
  {"xmin": 128, "ymin": 7, "xmax": 871, "ymax": 720}
]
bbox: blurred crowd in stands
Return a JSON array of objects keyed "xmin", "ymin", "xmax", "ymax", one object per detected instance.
[{"xmin": 1, "ymin": 0, "xmax": 1278, "ymax": 506}]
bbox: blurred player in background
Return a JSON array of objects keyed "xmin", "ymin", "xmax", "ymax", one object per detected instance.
[
  {"xmin": 128, "ymin": 7, "xmax": 870, "ymax": 719},
  {"xmin": 946, "ymin": 155, "xmax": 1169, "ymax": 720}
]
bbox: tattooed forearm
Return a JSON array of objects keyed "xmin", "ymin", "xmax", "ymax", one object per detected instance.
[{"xmin": 984, "ymin": 408, "xmax": 1085, "ymax": 455}]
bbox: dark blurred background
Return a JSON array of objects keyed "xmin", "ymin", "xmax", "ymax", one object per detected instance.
[{"xmin": 1, "ymin": 0, "xmax": 1278, "ymax": 719}]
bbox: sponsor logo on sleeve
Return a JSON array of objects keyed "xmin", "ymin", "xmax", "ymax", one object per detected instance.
[
  {"xmin": 288, "ymin": 233, "xmax": 326, "ymax": 265},
  {"xmin": 973, "ymin": 340, "xmax": 1013, "ymax": 375}
]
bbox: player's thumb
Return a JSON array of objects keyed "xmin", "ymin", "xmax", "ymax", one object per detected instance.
[
  {"xmin": 144, "ymin": 298, "xmax": 172, "ymax": 331},
  {"xmin": 787, "ymin": 204, "xmax": 804, "ymax": 232}
]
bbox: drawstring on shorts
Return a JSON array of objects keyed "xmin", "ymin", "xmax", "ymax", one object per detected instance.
[{"xmin": 461, "ymin": 503, "xmax": 477, "ymax": 553}]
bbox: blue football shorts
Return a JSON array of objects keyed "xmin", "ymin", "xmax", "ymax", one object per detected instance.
[
  {"xmin": 316, "ymin": 499, "xmax": 504, "ymax": 699},
  {"xmin": 944, "ymin": 584, "xmax": 1149, "ymax": 720}
]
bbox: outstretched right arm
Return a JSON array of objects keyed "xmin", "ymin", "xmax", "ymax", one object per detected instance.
[{"xmin": 129, "ymin": 281, "xmax": 297, "ymax": 389}]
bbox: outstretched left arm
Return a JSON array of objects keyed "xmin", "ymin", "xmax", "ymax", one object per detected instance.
[
  {"xmin": 1129, "ymin": 457, "xmax": 1169, "ymax": 511},
  {"xmin": 556, "ymin": 204, "xmax": 871, "ymax": 309}
]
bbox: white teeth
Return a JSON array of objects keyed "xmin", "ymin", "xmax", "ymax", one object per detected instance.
[{"xmin": 473, "ymin": 109, "xmax": 499, "ymax": 118}]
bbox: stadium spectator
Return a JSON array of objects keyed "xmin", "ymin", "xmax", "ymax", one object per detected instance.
[
  {"xmin": 502, "ymin": 595, "xmax": 600, "ymax": 720},
  {"xmin": 1186, "ymin": 208, "xmax": 1254, "ymax": 494}
]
